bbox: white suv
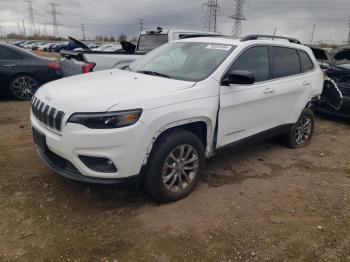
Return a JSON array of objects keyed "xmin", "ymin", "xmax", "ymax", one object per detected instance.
[{"xmin": 31, "ymin": 35, "xmax": 324, "ymax": 202}]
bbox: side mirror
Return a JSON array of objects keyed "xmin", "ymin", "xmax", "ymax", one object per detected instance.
[{"xmin": 223, "ymin": 70, "xmax": 255, "ymax": 85}]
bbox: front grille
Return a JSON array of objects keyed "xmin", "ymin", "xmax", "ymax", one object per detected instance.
[{"xmin": 32, "ymin": 97, "xmax": 65, "ymax": 131}]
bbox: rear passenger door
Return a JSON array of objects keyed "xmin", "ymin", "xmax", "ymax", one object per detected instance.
[{"xmin": 268, "ymin": 46, "xmax": 312, "ymax": 126}]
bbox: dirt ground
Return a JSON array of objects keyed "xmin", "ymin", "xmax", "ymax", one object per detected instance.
[{"xmin": 0, "ymin": 99, "xmax": 349, "ymax": 262}]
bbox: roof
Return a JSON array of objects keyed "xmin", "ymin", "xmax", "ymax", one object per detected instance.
[{"xmin": 176, "ymin": 36, "xmax": 305, "ymax": 49}]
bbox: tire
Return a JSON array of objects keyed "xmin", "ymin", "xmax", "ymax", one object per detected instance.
[
  {"xmin": 9, "ymin": 75, "xmax": 39, "ymax": 100},
  {"xmin": 283, "ymin": 108, "xmax": 315, "ymax": 149},
  {"xmin": 144, "ymin": 129, "xmax": 205, "ymax": 203}
]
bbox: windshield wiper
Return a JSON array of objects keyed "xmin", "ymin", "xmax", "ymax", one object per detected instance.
[{"xmin": 137, "ymin": 70, "xmax": 170, "ymax": 78}]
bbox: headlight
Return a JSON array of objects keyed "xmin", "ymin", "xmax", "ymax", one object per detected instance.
[{"xmin": 68, "ymin": 109, "xmax": 142, "ymax": 129}]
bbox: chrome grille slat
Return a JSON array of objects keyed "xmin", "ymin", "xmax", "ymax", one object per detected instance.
[{"xmin": 31, "ymin": 98, "xmax": 65, "ymax": 132}]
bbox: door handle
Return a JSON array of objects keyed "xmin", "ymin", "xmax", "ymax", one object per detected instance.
[
  {"xmin": 302, "ymin": 81, "xmax": 310, "ymax": 86},
  {"xmin": 263, "ymin": 87, "xmax": 275, "ymax": 94}
]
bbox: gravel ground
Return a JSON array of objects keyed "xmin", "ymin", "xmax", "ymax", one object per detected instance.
[{"xmin": 0, "ymin": 99, "xmax": 349, "ymax": 262}]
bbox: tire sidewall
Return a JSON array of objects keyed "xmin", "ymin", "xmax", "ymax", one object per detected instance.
[{"xmin": 145, "ymin": 130, "xmax": 205, "ymax": 203}]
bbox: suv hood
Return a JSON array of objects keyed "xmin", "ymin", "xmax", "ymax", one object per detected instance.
[{"xmin": 35, "ymin": 69, "xmax": 195, "ymax": 113}]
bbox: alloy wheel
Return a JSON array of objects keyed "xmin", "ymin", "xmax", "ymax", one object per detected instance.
[
  {"xmin": 162, "ymin": 144, "xmax": 199, "ymax": 193},
  {"xmin": 11, "ymin": 76, "xmax": 38, "ymax": 100},
  {"xmin": 295, "ymin": 116, "xmax": 312, "ymax": 145}
]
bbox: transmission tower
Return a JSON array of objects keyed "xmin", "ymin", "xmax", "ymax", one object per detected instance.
[
  {"xmin": 203, "ymin": 0, "xmax": 219, "ymax": 32},
  {"xmin": 47, "ymin": 0, "xmax": 62, "ymax": 38},
  {"xmin": 24, "ymin": 0, "xmax": 36, "ymax": 35},
  {"xmin": 229, "ymin": 0, "xmax": 247, "ymax": 37}
]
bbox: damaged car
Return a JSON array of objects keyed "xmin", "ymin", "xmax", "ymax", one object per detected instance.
[
  {"xmin": 31, "ymin": 35, "xmax": 341, "ymax": 202},
  {"xmin": 310, "ymin": 45, "xmax": 349, "ymax": 117}
]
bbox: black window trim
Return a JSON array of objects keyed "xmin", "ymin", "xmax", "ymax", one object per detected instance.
[{"xmin": 221, "ymin": 44, "xmax": 317, "ymax": 86}]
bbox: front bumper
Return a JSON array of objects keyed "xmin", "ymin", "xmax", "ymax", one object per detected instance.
[
  {"xmin": 34, "ymin": 145, "xmax": 138, "ymax": 184},
  {"xmin": 31, "ymin": 111, "xmax": 154, "ymax": 183}
]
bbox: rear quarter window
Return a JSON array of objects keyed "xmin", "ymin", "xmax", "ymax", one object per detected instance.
[
  {"xmin": 270, "ymin": 46, "xmax": 301, "ymax": 79},
  {"xmin": 298, "ymin": 50, "xmax": 315, "ymax": 73}
]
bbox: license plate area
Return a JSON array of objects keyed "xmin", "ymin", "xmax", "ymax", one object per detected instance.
[{"xmin": 32, "ymin": 128, "xmax": 48, "ymax": 152}]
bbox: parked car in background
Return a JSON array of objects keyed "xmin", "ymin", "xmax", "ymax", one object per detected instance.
[
  {"xmin": 60, "ymin": 28, "xmax": 219, "ymax": 77},
  {"xmin": 311, "ymin": 45, "xmax": 350, "ymax": 118},
  {"xmin": 22, "ymin": 41, "xmax": 37, "ymax": 49},
  {"xmin": 14, "ymin": 40, "xmax": 27, "ymax": 47},
  {"xmin": 31, "ymin": 35, "xmax": 340, "ymax": 202},
  {"xmin": 102, "ymin": 44, "xmax": 123, "ymax": 52},
  {"xmin": 0, "ymin": 43, "xmax": 62, "ymax": 100},
  {"xmin": 37, "ymin": 43, "xmax": 54, "ymax": 52},
  {"xmin": 31, "ymin": 42, "xmax": 46, "ymax": 51}
]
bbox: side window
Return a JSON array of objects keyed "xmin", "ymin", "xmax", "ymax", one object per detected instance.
[
  {"xmin": 299, "ymin": 50, "xmax": 315, "ymax": 73},
  {"xmin": 0, "ymin": 47, "xmax": 22, "ymax": 60},
  {"xmin": 270, "ymin": 46, "xmax": 300, "ymax": 78},
  {"xmin": 228, "ymin": 46, "xmax": 269, "ymax": 82}
]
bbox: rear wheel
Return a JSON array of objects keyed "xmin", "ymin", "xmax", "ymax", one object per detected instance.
[
  {"xmin": 9, "ymin": 75, "xmax": 39, "ymax": 100},
  {"xmin": 144, "ymin": 129, "xmax": 205, "ymax": 203},
  {"xmin": 283, "ymin": 108, "xmax": 315, "ymax": 149}
]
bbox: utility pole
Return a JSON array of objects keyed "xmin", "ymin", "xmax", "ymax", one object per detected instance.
[
  {"xmin": 24, "ymin": 0, "xmax": 36, "ymax": 36},
  {"xmin": 203, "ymin": 0, "xmax": 220, "ymax": 32},
  {"xmin": 139, "ymin": 18, "xmax": 144, "ymax": 32},
  {"xmin": 81, "ymin": 24, "xmax": 86, "ymax": 40},
  {"xmin": 229, "ymin": 0, "xmax": 247, "ymax": 37},
  {"xmin": 310, "ymin": 24, "xmax": 316, "ymax": 44},
  {"xmin": 22, "ymin": 19, "xmax": 26, "ymax": 37},
  {"xmin": 347, "ymin": 17, "xmax": 350, "ymax": 44},
  {"xmin": 47, "ymin": 0, "xmax": 62, "ymax": 38}
]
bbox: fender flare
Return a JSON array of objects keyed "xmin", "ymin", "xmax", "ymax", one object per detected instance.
[{"xmin": 142, "ymin": 117, "xmax": 214, "ymax": 165}]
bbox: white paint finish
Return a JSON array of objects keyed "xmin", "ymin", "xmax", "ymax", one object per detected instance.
[{"xmin": 32, "ymin": 37, "xmax": 324, "ymax": 180}]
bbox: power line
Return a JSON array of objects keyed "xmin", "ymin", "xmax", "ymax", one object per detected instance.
[
  {"xmin": 230, "ymin": 0, "xmax": 247, "ymax": 37},
  {"xmin": 24, "ymin": 0, "xmax": 36, "ymax": 36},
  {"xmin": 47, "ymin": 0, "xmax": 62, "ymax": 38},
  {"xmin": 203, "ymin": 0, "xmax": 220, "ymax": 32}
]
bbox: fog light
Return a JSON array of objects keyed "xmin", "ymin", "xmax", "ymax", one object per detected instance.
[{"xmin": 79, "ymin": 155, "xmax": 117, "ymax": 173}]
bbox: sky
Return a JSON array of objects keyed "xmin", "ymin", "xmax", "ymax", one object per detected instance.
[{"xmin": 0, "ymin": 0, "xmax": 349, "ymax": 44}]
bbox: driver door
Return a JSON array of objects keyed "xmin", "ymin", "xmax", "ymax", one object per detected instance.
[{"xmin": 217, "ymin": 46, "xmax": 279, "ymax": 147}]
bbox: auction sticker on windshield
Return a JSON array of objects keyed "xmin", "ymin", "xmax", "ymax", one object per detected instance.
[{"xmin": 206, "ymin": 44, "xmax": 232, "ymax": 51}]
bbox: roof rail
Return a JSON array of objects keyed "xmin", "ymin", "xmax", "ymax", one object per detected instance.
[
  {"xmin": 241, "ymin": 35, "xmax": 301, "ymax": 44},
  {"xmin": 180, "ymin": 33, "xmax": 224, "ymax": 39}
]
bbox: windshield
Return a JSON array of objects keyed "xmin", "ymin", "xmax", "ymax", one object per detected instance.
[
  {"xmin": 138, "ymin": 34, "xmax": 169, "ymax": 52},
  {"xmin": 129, "ymin": 42, "xmax": 236, "ymax": 81}
]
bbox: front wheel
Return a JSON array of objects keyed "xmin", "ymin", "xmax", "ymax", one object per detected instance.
[
  {"xmin": 144, "ymin": 129, "xmax": 205, "ymax": 203},
  {"xmin": 9, "ymin": 75, "xmax": 39, "ymax": 100},
  {"xmin": 283, "ymin": 108, "xmax": 315, "ymax": 149}
]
